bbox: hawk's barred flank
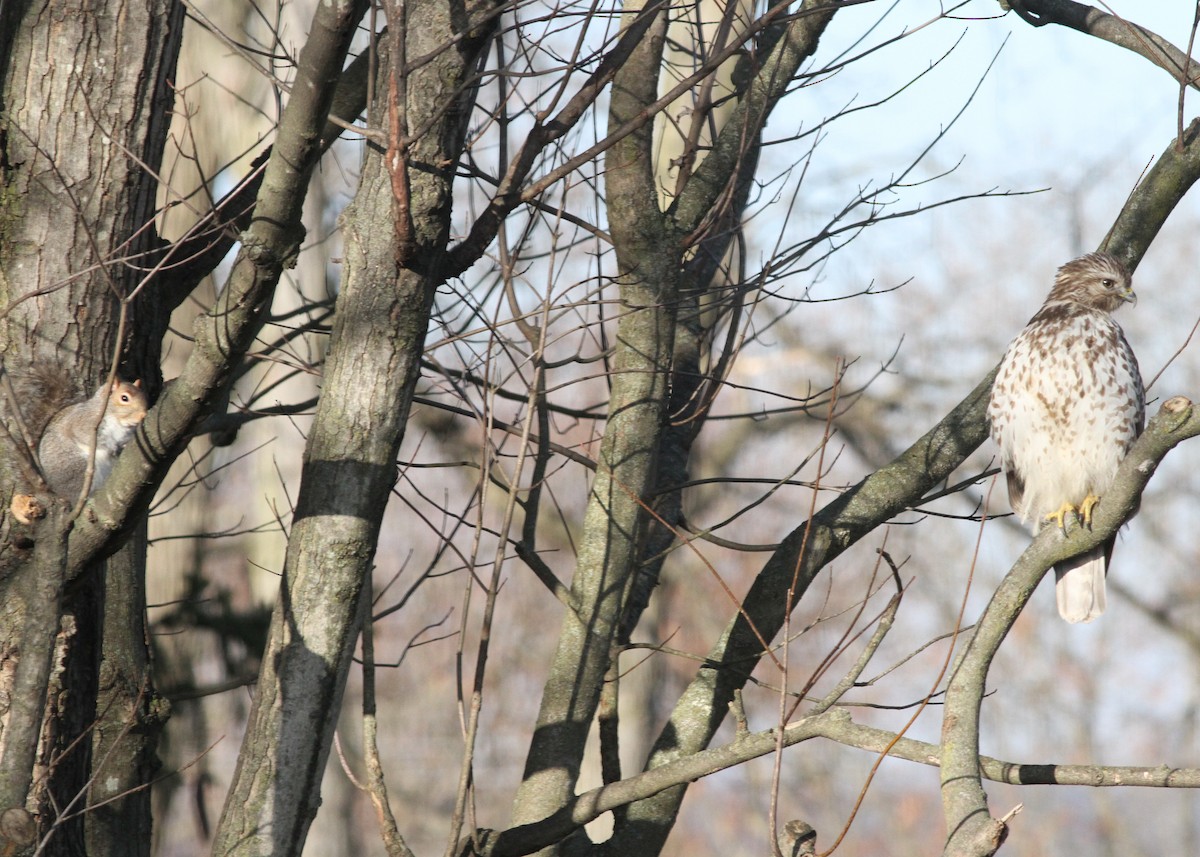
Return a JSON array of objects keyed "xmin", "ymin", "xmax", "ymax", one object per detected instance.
[{"xmin": 988, "ymin": 252, "xmax": 1144, "ymax": 623}]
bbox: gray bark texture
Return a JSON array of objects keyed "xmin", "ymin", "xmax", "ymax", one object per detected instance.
[
  {"xmin": 0, "ymin": 2, "xmax": 182, "ymax": 853},
  {"xmin": 506, "ymin": 3, "xmax": 844, "ymax": 854},
  {"xmin": 2, "ymin": 1, "xmax": 1199, "ymax": 856},
  {"xmin": 211, "ymin": 0, "xmax": 499, "ymax": 851},
  {"xmin": 510, "ymin": 0, "xmax": 681, "ymax": 833}
]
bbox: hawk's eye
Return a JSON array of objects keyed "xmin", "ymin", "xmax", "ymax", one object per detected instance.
[{"xmin": 1101, "ymin": 278, "xmax": 1115, "ymax": 288}]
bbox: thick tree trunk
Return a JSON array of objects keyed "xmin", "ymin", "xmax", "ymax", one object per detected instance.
[
  {"xmin": 90, "ymin": 526, "xmax": 164, "ymax": 857},
  {"xmin": 604, "ymin": 4, "xmax": 841, "ymax": 853},
  {"xmin": 0, "ymin": 2, "xmax": 182, "ymax": 853},
  {"xmin": 509, "ymin": 0, "xmax": 680, "ymax": 838},
  {"xmin": 211, "ymin": 0, "xmax": 497, "ymax": 851}
]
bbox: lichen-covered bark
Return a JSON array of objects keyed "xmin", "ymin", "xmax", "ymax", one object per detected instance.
[
  {"xmin": 621, "ymin": 0, "xmax": 762, "ymax": 641},
  {"xmin": 510, "ymin": 4, "xmax": 848, "ymax": 851},
  {"xmin": 210, "ymin": 150, "xmax": 418, "ymax": 857},
  {"xmin": 605, "ymin": 3, "xmax": 841, "ymax": 853},
  {"xmin": 90, "ymin": 526, "xmax": 163, "ymax": 857},
  {"xmin": 0, "ymin": 0, "xmax": 180, "ymax": 369},
  {"xmin": 0, "ymin": 506, "xmax": 68, "ymax": 813}
]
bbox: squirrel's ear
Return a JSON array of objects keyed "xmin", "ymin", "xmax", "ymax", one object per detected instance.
[{"xmin": 133, "ymin": 379, "xmax": 142, "ymax": 388}]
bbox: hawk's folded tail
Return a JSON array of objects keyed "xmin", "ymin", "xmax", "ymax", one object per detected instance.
[{"xmin": 1054, "ymin": 542, "xmax": 1110, "ymax": 623}]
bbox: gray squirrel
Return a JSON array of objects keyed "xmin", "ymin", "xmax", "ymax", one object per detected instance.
[
  {"xmin": 39, "ymin": 378, "xmax": 147, "ymax": 497},
  {"xmin": 18, "ymin": 370, "xmax": 149, "ymax": 498}
]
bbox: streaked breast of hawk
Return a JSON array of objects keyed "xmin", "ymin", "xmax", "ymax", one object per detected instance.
[{"xmin": 987, "ymin": 252, "xmax": 1144, "ymax": 623}]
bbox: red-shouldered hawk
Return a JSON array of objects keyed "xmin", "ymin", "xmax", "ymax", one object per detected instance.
[{"xmin": 988, "ymin": 252, "xmax": 1144, "ymax": 623}]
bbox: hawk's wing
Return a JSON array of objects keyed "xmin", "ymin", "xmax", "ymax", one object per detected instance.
[{"xmin": 1005, "ymin": 468, "xmax": 1025, "ymax": 522}]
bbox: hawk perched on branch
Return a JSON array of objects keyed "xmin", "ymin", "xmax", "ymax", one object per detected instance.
[{"xmin": 988, "ymin": 252, "xmax": 1144, "ymax": 623}]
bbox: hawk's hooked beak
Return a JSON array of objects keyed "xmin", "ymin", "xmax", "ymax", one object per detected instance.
[{"xmin": 1122, "ymin": 287, "xmax": 1137, "ymax": 307}]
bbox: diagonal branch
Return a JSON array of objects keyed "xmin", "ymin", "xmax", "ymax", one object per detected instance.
[
  {"xmin": 139, "ymin": 22, "xmax": 375, "ymax": 335},
  {"xmin": 491, "ymin": 710, "xmax": 848, "ymax": 857},
  {"xmin": 1106, "ymin": 116, "xmax": 1200, "ymax": 269}
]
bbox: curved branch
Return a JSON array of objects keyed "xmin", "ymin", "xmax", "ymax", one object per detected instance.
[
  {"xmin": 1005, "ymin": 0, "xmax": 1200, "ymax": 90},
  {"xmin": 491, "ymin": 710, "xmax": 842, "ymax": 857},
  {"xmin": 484, "ymin": 681, "xmax": 1200, "ymax": 857},
  {"xmin": 940, "ymin": 396, "xmax": 1200, "ymax": 857}
]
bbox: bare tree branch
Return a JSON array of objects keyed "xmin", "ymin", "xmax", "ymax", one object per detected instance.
[
  {"xmin": 1005, "ymin": 0, "xmax": 1200, "ymax": 91},
  {"xmin": 820, "ymin": 708, "xmax": 1200, "ymax": 788}
]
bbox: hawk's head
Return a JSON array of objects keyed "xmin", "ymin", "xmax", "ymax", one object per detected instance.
[{"xmin": 1046, "ymin": 252, "xmax": 1136, "ymax": 313}]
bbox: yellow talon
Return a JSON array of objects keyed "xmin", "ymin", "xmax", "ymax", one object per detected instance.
[
  {"xmin": 1078, "ymin": 494, "xmax": 1100, "ymax": 528},
  {"xmin": 1044, "ymin": 502, "xmax": 1075, "ymax": 533}
]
